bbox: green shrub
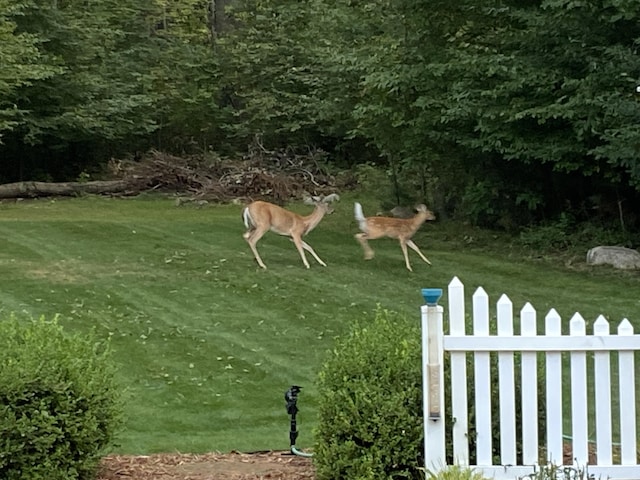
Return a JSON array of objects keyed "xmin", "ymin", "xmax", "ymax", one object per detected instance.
[
  {"xmin": 518, "ymin": 213, "xmax": 576, "ymax": 250},
  {"xmin": 0, "ymin": 315, "xmax": 122, "ymax": 480},
  {"xmin": 519, "ymin": 214, "xmax": 639, "ymax": 252},
  {"xmin": 314, "ymin": 307, "xmax": 424, "ymax": 480}
]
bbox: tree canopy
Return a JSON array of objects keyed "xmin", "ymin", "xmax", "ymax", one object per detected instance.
[{"xmin": 1, "ymin": 0, "xmax": 639, "ymax": 230}]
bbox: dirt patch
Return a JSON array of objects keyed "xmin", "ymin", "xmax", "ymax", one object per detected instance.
[{"xmin": 97, "ymin": 451, "xmax": 315, "ymax": 480}]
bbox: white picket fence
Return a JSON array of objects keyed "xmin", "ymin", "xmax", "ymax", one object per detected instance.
[{"xmin": 422, "ymin": 277, "xmax": 640, "ymax": 479}]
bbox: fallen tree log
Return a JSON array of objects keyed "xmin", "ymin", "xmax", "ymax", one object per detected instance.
[{"xmin": 0, "ymin": 180, "xmax": 139, "ymax": 199}]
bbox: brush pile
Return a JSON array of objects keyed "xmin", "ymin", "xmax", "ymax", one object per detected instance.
[{"xmin": 109, "ymin": 145, "xmax": 348, "ymax": 205}]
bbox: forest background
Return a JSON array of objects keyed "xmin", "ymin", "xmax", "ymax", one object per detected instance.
[{"xmin": 2, "ymin": 0, "xmax": 640, "ymax": 237}]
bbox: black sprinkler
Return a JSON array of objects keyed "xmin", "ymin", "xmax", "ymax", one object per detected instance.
[{"xmin": 284, "ymin": 385, "xmax": 313, "ymax": 457}]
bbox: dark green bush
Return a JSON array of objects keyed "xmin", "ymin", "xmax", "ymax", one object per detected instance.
[
  {"xmin": 519, "ymin": 213, "xmax": 640, "ymax": 252},
  {"xmin": 314, "ymin": 307, "xmax": 424, "ymax": 480},
  {"xmin": 0, "ymin": 315, "xmax": 122, "ymax": 480}
]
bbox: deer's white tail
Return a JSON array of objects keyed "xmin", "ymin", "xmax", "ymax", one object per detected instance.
[
  {"xmin": 354, "ymin": 202, "xmax": 368, "ymax": 233},
  {"xmin": 242, "ymin": 207, "xmax": 254, "ymax": 229}
]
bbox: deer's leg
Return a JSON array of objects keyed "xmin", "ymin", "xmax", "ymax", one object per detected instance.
[
  {"xmin": 406, "ymin": 239, "xmax": 431, "ymax": 265},
  {"xmin": 300, "ymin": 240, "xmax": 327, "ymax": 267},
  {"xmin": 399, "ymin": 239, "xmax": 413, "ymax": 271},
  {"xmin": 243, "ymin": 228, "xmax": 268, "ymax": 269},
  {"xmin": 291, "ymin": 236, "xmax": 311, "ymax": 269},
  {"xmin": 355, "ymin": 233, "xmax": 375, "ymax": 260}
]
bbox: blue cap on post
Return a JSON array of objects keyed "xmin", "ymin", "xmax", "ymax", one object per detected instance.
[{"xmin": 421, "ymin": 288, "xmax": 442, "ymax": 306}]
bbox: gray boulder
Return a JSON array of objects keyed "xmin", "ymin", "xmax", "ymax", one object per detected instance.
[{"xmin": 586, "ymin": 246, "xmax": 640, "ymax": 270}]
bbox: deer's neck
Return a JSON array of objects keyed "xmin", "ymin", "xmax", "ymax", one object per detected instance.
[
  {"xmin": 302, "ymin": 207, "xmax": 326, "ymax": 235},
  {"xmin": 409, "ymin": 213, "xmax": 429, "ymax": 233}
]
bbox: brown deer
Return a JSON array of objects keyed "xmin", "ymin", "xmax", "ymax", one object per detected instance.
[
  {"xmin": 242, "ymin": 194, "xmax": 340, "ymax": 269},
  {"xmin": 354, "ymin": 202, "xmax": 435, "ymax": 271}
]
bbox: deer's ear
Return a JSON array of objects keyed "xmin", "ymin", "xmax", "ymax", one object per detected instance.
[
  {"xmin": 323, "ymin": 193, "xmax": 340, "ymax": 203},
  {"xmin": 303, "ymin": 196, "xmax": 317, "ymax": 205}
]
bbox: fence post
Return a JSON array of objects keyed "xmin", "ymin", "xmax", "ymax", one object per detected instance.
[{"xmin": 422, "ymin": 288, "xmax": 445, "ymax": 472}]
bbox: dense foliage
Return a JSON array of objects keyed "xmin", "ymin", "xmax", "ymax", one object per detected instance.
[
  {"xmin": 1, "ymin": 0, "xmax": 639, "ymax": 232},
  {"xmin": 0, "ymin": 315, "xmax": 122, "ymax": 480}
]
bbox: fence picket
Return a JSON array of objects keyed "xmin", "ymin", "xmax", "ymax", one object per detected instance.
[
  {"xmin": 520, "ymin": 302, "xmax": 538, "ymax": 465},
  {"xmin": 472, "ymin": 287, "xmax": 492, "ymax": 465},
  {"xmin": 570, "ymin": 313, "xmax": 589, "ymax": 465},
  {"xmin": 593, "ymin": 315, "xmax": 612, "ymax": 464},
  {"xmin": 448, "ymin": 277, "xmax": 469, "ymax": 465},
  {"xmin": 545, "ymin": 308, "xmax": 563, "ymax": 464},
  {"xmin": 497, "ymin": 294, "xmax": 516, "ymax": 464},
  {"xmin": 618, "ymin": 319, "xmax": 637, "ymax": 464}
]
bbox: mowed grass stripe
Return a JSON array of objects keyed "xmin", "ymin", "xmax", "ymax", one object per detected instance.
[{"xmin": 0, "ymin": 195, "xmax": 638, "ymax": 454}]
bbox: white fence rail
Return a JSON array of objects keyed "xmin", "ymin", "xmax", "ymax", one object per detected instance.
[{"xmin": 422, "ymin": 277, "xmax": 640, "ymax": 479}]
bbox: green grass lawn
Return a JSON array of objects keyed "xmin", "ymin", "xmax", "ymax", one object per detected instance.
[{"xmin": 0, "ymin": 193, "xmax": 638, "ymax": 454}]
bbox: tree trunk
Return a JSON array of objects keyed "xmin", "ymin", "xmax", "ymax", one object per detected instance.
[
  {"xmin": 0, "ymin": 180, "xmax": 136, "ymax": 199},
  {"xmin": 211, "ymin": 0, "xmax": 232, "ymax": 39}
]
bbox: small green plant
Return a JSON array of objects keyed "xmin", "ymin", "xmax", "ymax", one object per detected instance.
[
  {"xmin": 518, "ymin": 462, "xmax": 601, "ymax": 480},
  {"xmin": 426, "ymin": 464, "xmax": 491, "ymax": 480},
  {"xmin": 0, "ymin": 315, "xmax": 123, "ymax": 480},
  {"xmin": 77, "ymin": 171, "xmax": 91, "ymax": 183}
]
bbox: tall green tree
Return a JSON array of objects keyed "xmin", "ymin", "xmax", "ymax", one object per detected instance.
[
  {"xmin": 0, "ymin": 0, "xmax": 58, "ymax": 141},
  {"xmin": 336, "ymin": 0, "xmax": 475, "ymax": 205},
  {"xmin": 216, "ymin": 0, "xmax": 326, "ymax": 147}
]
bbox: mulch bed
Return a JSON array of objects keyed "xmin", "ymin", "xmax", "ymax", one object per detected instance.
[
  {"xmin": 95, "ymin": 443, "xmax": 596, "ymax": 479},
  {"xmin": 97, "ymin": 450, "xmax": 315, "ymax": 480}
]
